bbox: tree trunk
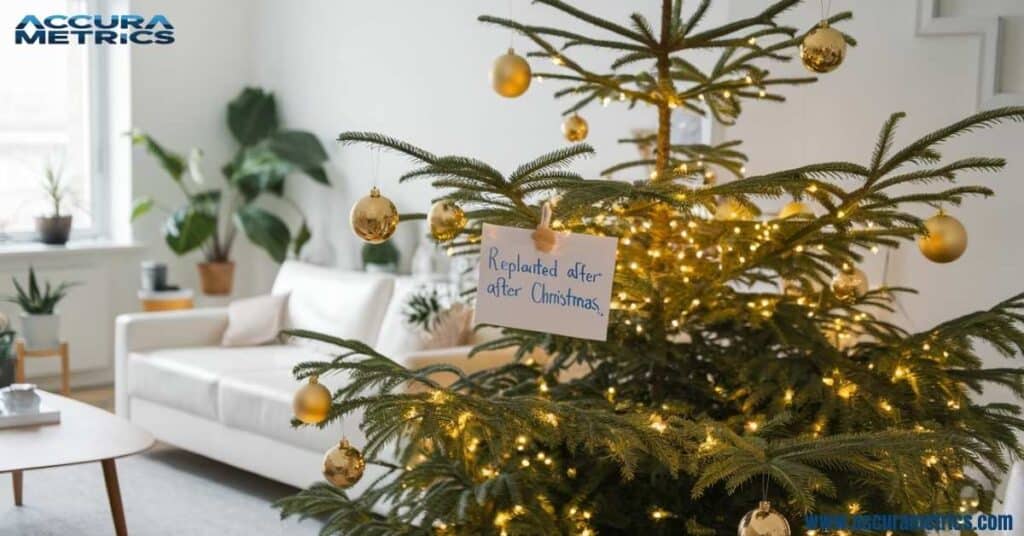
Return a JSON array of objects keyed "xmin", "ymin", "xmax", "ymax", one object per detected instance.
[{"xmin": 654, "ymin": 0, "xmax": 674, "ymax": 180}]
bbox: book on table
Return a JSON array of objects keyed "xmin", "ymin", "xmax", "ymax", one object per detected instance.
[
  {"xmin": 0, "ymin": 386, "xmax": 62, "ymax": 429},
  {"xmin": 0, "ymin": 402, "xmax": 61, "ymax": 429}
]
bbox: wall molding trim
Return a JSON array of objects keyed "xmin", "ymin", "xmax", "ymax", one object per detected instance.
[{"xmin": 916, "ymin": 0, "xmax": 1022, "ymax": 109}]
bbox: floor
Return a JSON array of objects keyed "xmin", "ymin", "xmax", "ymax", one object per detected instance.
[
  {"xmin": 1, "ymin": 386, "xmax": 323, "ymax": 535},
  {"xmin": 71, "ymin": 385, "xmax": 117, "ymax": 411}
]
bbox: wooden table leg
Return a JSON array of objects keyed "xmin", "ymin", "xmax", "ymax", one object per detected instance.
[
  {"xmin": 101, "ymin": 459, "xmax": 127, "ymax": 536},
  {"xmin": 15, "ymin": 341, "xmax": 25, "ymax": 383},
  {"xmin": 12, "ymin": 470, "xmax": 22, "ymax": 506},
  {"xmin": 60, "ymin": 342, "xmax": 70, "ymax": 395}
]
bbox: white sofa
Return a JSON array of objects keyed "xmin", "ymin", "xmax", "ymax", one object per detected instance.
[{"xmin": 114, "ymin": 261, "xmax": 520, "ymax": 491}]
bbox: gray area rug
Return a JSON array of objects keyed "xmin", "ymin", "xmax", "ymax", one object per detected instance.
[{"xmin": 0, "ymin": 445, "xmax": 323, "ymax": 535}]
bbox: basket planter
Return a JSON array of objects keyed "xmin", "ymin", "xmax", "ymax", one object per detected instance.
[{"xmin": 197, "ymin": 261, "xmax": 235, "ymax": 296}]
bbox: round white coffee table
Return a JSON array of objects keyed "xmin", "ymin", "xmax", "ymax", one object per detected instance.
[{"xmin": 0, "ymin": 390, "xmax": 154, "ymax": 535}]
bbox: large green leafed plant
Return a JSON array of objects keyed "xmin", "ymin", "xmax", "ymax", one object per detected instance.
[{"xmin": 131, "ymin": 87, "xmax": 329, "ymax": 263}]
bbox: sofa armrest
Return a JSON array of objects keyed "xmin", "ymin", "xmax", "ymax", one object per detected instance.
[{"xmin": 114, "ymin": 308, "xmax": 229, "ymax": 416}]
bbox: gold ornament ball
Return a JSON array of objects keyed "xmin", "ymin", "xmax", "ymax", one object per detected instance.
[
  {"xmin": 778, "ymin": 201, "xmax": 813, "ymax": 219},
  {"xmin": 491, "ymin": 48, "xmax": 532, "ymax": 98},
  {"xmin": 428, "ymin": 200, "xmax": 467, "ymax": 242},
  {"xmin": 917, "ymin": 212, "xmax": 967, "ymax": 263},
  {"xmin": 562, "ymin": 114, "xmax": 589, "ymax": 142},
  {"xmin": 715, "ymin": 198, "xmax": 753, "ymax": 221},
  {"xmin": 350, "ymin": 187, "xmax": 399, "ymax": 244},
  {"xmin": 800, "ymin": 21, "xmax": 847, "ymax": 73},
  {"xmin": 323, "ymin": 438, "xmax": 366, "ymax": 488},
  {"xmin": 831, "ymin": 267, "xmax": 869, "ymax": 302},
  {"xmin": 293, "ymin": 376, "xmax": 332, "ymax": 425},
  {"xmin": 738, "ymin": 501, "xmax": 791, "ymax": 536}
]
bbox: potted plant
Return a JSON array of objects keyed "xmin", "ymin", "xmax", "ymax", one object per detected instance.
[
  {"xmin": 4, "ymin": 268, "xmax": 76, "ymax": 350},
  {"xmin": 35, "ymin": 158, "xmax": 74, "ymax": 245},
  {"xmin": 362, "ymin": 240, "xmax": 400, "ymax": 273},
  {"xmin": 0, "ymin": 312, "xmax": 15, "ymax": 388},
  {"xmin": 131, "ymin": 87, "xmax": 329, "ymax": 295}
]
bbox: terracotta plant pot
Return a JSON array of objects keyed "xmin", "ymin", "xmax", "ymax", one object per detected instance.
[
  {"xmin": 197, "ymin": 262, "xmax": 235, "ymax": 296},
  {"xmin": 36, "ymin": 215, "xmax": 72, "ymax": 245}
]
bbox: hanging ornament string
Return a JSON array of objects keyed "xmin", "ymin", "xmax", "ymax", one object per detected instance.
[
  {"xmin": 372, "ymin": 148, "xmax": 381, "ymax": 189},
  {"xmin": 818, "ymin": 0, "xmax": 833, "ymax": 20},
  {"xmin": 506, "ymin": 0, "xmax": 515, "ymax": 49}
]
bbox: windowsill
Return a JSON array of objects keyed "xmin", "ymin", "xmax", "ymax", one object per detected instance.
[{"xmin": 0, "ymin": 239, "xmax": 145, "ymax": 261}]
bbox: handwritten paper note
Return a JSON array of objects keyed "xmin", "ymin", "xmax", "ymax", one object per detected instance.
[{"xmin": 474, "ymin": 223, "xmax": 618, "ymax": 341}]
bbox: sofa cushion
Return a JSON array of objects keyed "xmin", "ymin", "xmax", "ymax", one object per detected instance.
[
  {"xmin": 271, "ymin": 261, "xmax": 395, "ymax": 346},
  {"xmin": 218, "ymin": 368, "xmax": 365, "ymax": 452},
  {"xmin": 221, "ymin": 293, "xmax": 289, "ymax": 347},
  {"xmin": 128, "ymin": 345, "xmax": 312, "ymax": 420}
]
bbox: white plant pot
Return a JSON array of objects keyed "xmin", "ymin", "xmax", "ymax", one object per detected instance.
[{"xmin": 20, "ymin": 313, "xmax": 60, "ymax": 350}]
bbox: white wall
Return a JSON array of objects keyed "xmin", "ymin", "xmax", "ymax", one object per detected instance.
[
  {"xmin": 248, "ymin": 0, "xmax": 730, "ymax": 284},
  {"xmin": 723, "ymin": 0, "xmax": 1024, "ymax": 405},
  {"xmin": 130, "ymin": 0, "xmax": 263, "ymax": 301}
]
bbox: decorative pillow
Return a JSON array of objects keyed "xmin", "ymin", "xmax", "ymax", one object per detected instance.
[
  {"xmin": 375, "ymin": 277, "xmax": 430, "ymax": 358},
  {"xmin": 221, "ymin": 293, "xmax": 289, "ymax": 347}
]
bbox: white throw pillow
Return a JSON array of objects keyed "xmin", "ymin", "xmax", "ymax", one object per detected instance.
[
  {"xmin": 221, "ymin": 293, "xmax": 289, "ymax": 347},
  {"xmin": 375, "ymin": 277, "xmax": 430, "ymax": 358}
]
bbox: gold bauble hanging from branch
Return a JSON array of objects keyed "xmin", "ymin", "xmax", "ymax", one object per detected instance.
[
  {"xmin": 293, "ymin": 376, "xmax": 332, "ymax": 425},
  {"xmin": 737, "ymin": 501, "xmax": 791, "ymax": 536},
  {"xmin": 491, "ymin": 48, "xmax": 532, "ymax": 98},
  {"xmin": 800, "ymin": 21, "xmax": 847, "ymax": 73},
  {"xmin": 428, "ymin": 200, "xmax": 467, "ymax": 242},
  {"xmin": 917, "ymin": 210, "xmax": 967, "ymax": 263},
  {"xmin": 831, "ymin": 267, "xmax": 869, "ymax": 302},
  {"xmin": 350, "ymin": 187, "xmax": 399, "ymax": 244},
  {"xmin": 561, "ymin": 113, "xmax": 589, "ymax": 142},
  {"xmin": 322, "ymin": 438, "xmax": 366, "ymax": 488}
]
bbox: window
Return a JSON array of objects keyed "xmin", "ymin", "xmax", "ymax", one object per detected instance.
[{"xmin": 0, "ymin": 0, "xmax": 104, "ymax": 241}]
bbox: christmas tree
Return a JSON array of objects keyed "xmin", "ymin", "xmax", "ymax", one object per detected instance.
[{"xmin": 278, "ymin": 1, "xmax": 1024, "ymax": 534}]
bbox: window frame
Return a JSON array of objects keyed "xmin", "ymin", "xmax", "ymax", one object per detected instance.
[{"xmin": 0, "ymin": 0, "xmax": 113, "ymax": 243}]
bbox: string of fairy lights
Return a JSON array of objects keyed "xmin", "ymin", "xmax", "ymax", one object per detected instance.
[{"xmin": 284, "ymin": 4, "xmax": 980, "ymax": 535}]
